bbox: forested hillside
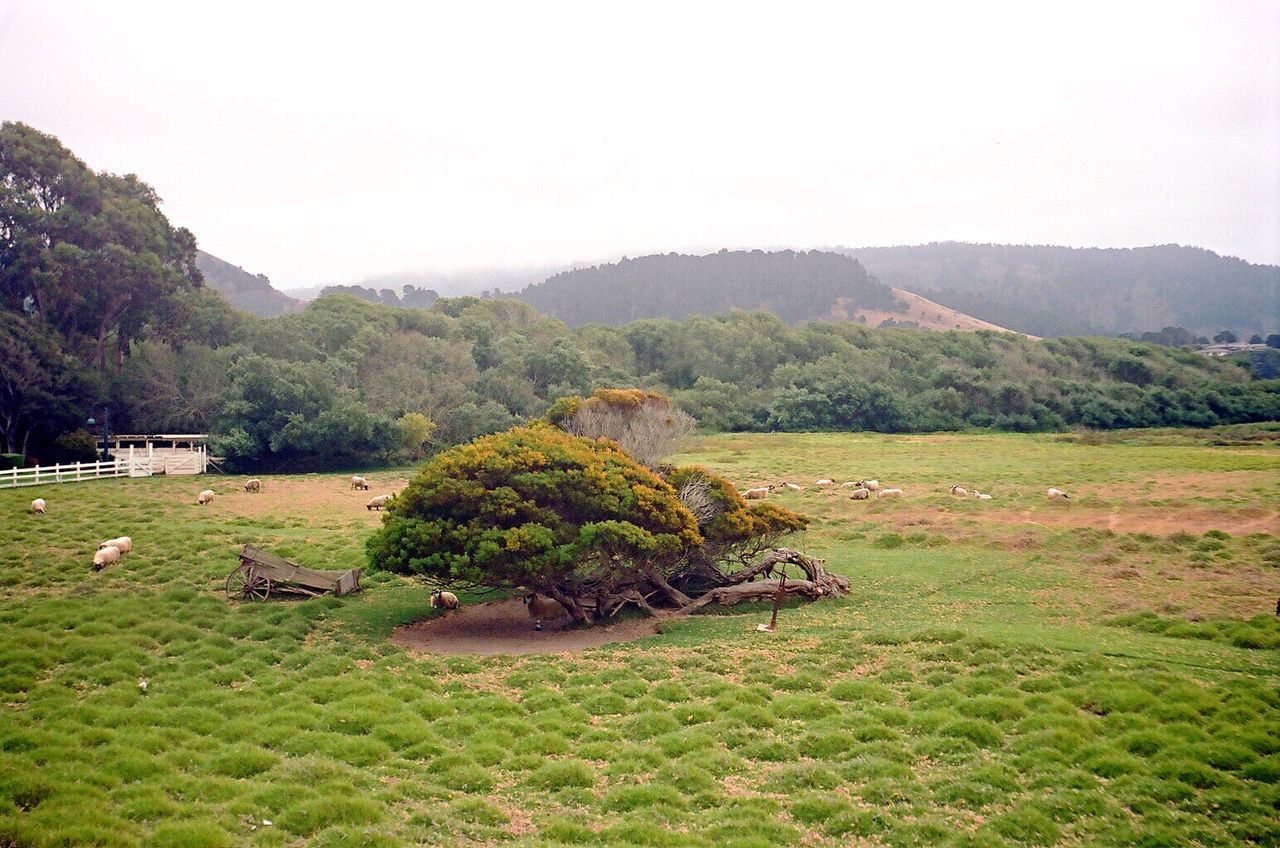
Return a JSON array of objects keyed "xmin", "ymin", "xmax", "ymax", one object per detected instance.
[
  {"xmin": 518, "ymin": 250, "xmax": 904, "ymax": 325},
  {"xmin": 195, "ymin": 251, "xmax": 301, "ymax": 317},
  {"xmin": 846, "ymin": 243, "xmax": 1280, "ymax": 339}
]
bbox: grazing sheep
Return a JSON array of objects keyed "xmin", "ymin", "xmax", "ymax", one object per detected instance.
[
  {"xmin": 816, "ymin": 479, "xmax": 835, "ymax": 487},
  {"xmin": 430, "ymin": 590, "xmax": 459, "ymax": 610},
  {"xmin": 30, "ymin": 498, "xmax": 45, "ymax": 514},
  {"xmin": 857, "ymin": 479, "xmax": 881, "ymax": 491},
  {"xmin": 523, "ymin": 592, "xmax": 569, "ymax": 631},
  {"xmin": 244, "ymin": 478, "xmax": 262, "ymax": 493},
  {"xmin": 99, "ymin": 536, "xmax": 133, "ymax": 555},
  {"xmin": 197, "ymin": 490, "xmax": 215, "ymax": 506},
  {"xmin": 950, "ymin": 485, "xmax": 969, "ymax": 496},
  {"xmin": 1047, "ymin": 487, "xmax": 1070, "ymax": 500},
  {"xmin": 849, "ymin": 488, "xmax": 871, "ymax": 500},
  {"xmin": 92, "ymin": 544, "xmax": 121, "ymax": 571},
  {"xmin": 877, "ymin": 488, "xmax": 904, "ymax": 499},
  {"xmin": 350, "ymin": 475, "xmax": 369, "ymax": 490},
  {"xmin": 743, "ymin": 485, "xmax": 774, "ymax": 500},
  {"xmin": 783, "ymin": 483, "xmax": 803, "ymax": 492},
  {"xmin": 366, "ymin": 494, "xmax": 393, "ymax": 510}
]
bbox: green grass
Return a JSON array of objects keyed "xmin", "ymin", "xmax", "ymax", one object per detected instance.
[{"xmin": 0, "ymin": 429, "xmax": 1277, "ymax": 846}]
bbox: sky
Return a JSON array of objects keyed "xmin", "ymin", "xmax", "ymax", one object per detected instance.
[{"xmin": 1, "ymin": 0, "xmax": 1278, "ymax": 290}]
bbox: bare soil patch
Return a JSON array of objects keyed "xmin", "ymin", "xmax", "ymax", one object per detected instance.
[
  {"xmin": 391, "ymin": 598, "xmax": 671, "ymax": 655},
  {"xmin": 197, "ymin": 475, "xmax": 410, "ymax": 524}
]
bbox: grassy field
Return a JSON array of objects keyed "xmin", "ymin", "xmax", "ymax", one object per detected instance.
[{"xmin": 1, "ymin": 428, "xmax": 1278, "ymax": 847}]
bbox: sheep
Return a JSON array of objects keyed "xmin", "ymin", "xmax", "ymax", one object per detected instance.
[
  {"xmin": 244, "ymin": 478, "xmax": 262, "ymax": 493},
  {"xmin": 950, "ymin": 485, "xmax": 969, "ymax": 496},
  {"xmin": 840, "ymin": 481, "xmax": 861, "ymax": 489},
  {"xmin": 523, "ymin": 592, "xmax": 569, "ymax": 631},
  {"xmin": 849, "ymin": 487, "xmax": 871, "ymax": 500},
  {"xmin": 783, "ymin": 483, "xmax": 803, "ymax": 492},
  {"xmin": 743, "ymin": 485, "xmax": 774, "ymax": 500},
  {"xmin": 99, "ymin": 536, "xmax": 132, "ymax": 555},
  {"xmin": 30, "ymin": 498, "xmax": 45, "ymax": 514},
  {"xmin": 366, "ymin": 494, "xmax": 393, "ymax": 510},
  {"xmin": 430, "ymin": 590, "xmax": 459, "ymax": 610},
  {"xmin": 976, "ymin": 493, "xmax": 993, "ymax": 500},
  {"xmin": 1047, "ymin": 487, "xmax": 1070, "ymax": 500},
  {"xmin": 857, "ymin": 479, "xmax": 881, "ymax": 491},
  {"xmin": 197, "ymin": 489, "xmax": 215, "ymax": 506},
  {"xmin": 92, "ymin": 544, "xmax": 121, "ymax": 571},
  {"xmin": 816, "ymin": 479, "xmax": 835, "ymax": 487},
  {"xmin": 877, "ymin": 488, "xmax": 904, "ymax": 499},
  {"xmin": 350, "ymin": 475, "xmax": 370, "ymax": 490}
]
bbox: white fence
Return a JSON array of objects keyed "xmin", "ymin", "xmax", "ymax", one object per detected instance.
[{"xmin": 0, "ymin": 444, "xmax": 206, "ymax": 490}]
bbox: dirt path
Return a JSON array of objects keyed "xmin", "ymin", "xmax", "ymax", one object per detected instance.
[{"xmin": 391, "ymin": 598, "xmax": 671, "ymax": 655}]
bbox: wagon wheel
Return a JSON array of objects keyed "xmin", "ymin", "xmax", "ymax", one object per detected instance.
[{"xmin": 226, "ymin": 564, "xmax": 271, "ymax": 602}]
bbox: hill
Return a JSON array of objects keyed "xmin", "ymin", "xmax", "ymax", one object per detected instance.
[
  {"xmin": 517, "ymin": 249, "xmax": 904, "ymax": 325},
  {"xmin": 843, "ymin": 243, "xmax": 1280, "ymax": 339},
  {"xmin": 830, "ymin": 287, "xmax": 1034, "ymax": 337},
  {"xmin": 195, "ymin": 251, "xmax": 302, "ymax": 317}
]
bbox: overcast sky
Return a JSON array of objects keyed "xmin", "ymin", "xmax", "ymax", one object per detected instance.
[{"xmin": 2, "ymin": 0, "xmax": 1277, "ymax": 289}]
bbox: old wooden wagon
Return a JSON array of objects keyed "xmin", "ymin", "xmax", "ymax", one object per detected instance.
[{"xmin": 226, "ymin": 544, "xmax": 361, "ymax": 601}]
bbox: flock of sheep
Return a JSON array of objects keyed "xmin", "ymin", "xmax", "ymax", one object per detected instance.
[{"xmin": 740, "ymin": 479, "xmax": 1071, "ymax": 503}]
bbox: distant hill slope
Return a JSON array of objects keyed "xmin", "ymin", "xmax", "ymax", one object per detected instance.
[
  {"xmin": 831, "ymin": 288, "xmax": 1036, "ymax": 337},
  {"xmin": 195, "ymin": 251, "xmax": 301, "ymax": 317},
  {"xmin": 843, "ymin": 243, "xmax": 1280, "ymax": 339},
  {"xmin": 518, "ymin": 249, "xmax": 903, "ymax": 325}
]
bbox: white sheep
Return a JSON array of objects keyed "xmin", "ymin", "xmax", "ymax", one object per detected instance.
[
  {"xmin": 99, "ymin": 536, "xmax": 133, "ymax": 555},
  {"xmin": 877, "ymin": 488, "xmax": 904, "ymax": 499},
  {"xmin": 197, "ymin": 490, "xmax": 215, "ymax": 506},
  {"xmin": 244, "ymin": 478, "xmax": 262, "ymax": 493},
  {"xmin": 742, "ymin": 485, "xmax": 774, "ymax": 500},
  {"xmin": 849, "ymin": 488, "xmax": 871, "ymax": 500},
  {"xmin": 816, "ymin": 479, "xmax": 835, "ymax": 487},
  {"xmin": 976, "ymin": 493, "xmax": 993, "ymax": 500},
  {"xmin": 350, "ymin": 475, "xmax": 369, "ymax": 490},
  {"xmin": 857, "ymin": 479, "xmax": 881, "ymax": 491},
  {"xmin": 430, "ymin": 590, "xmax": 459, "ymax": 610},
  {"xmin": 523, "ymin": 592, "xmax": 568, "ymax": 631},
  {"xmin": 783, "ymin": 483, "xmax": 803, "ymax": 492},
  {"xmin": 366, "ymin": 494, "xmax": 393, "ymax": 510},
  {"xmin": 950, "ymin": 485, "xmax": 969, "ymax": 496},
  {"xmin": 30, "ymin": 498, "xmax": 45, "ymax": 514},
  {"xmin": 840, "ymin": 481, "xmax": 861, "ymax": 489},
  {"xmin": 1047, "ymin": 487, "xmax": 1070, "ymax": 500},
  {"xmin": 92, "ymin": 544, "xmax": 121, "ymax": 571}
]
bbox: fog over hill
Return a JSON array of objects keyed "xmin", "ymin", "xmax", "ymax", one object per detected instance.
[{"xmin": 195, "ymin": 251, "xmax": 301, "ymax": 317}]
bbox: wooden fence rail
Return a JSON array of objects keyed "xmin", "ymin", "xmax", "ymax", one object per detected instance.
[{"xmin": 0, "ymin": 446, "xmax": 167, "ymax": 490}]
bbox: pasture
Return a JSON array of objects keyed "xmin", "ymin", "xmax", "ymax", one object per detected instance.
[{"xmin": 2, "ymin": 427, "xmax": 1278, "ymax": 847}]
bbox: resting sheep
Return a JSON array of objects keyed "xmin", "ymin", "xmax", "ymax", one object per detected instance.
[
  {"xmin": 366, "ymin": 494, "xmax": 393, "ymax": 510},
  {"xmin": 31, "ymin": 498, "xmax": 45, "ymax": 514},
  {"xmin": 197, "ymin": 490, "xmax": 215, "ymax": 506},
  {"xmin": 877, "ymin": 487, "xmax": 904, "ymax": 499},
  {"xmin": 1047, "ymin": 487, "xmax": 1070, "ymax": 500},
  {"xmin": 857, "ymin": 479, "xmax": 881, "ymax": 491},
  {"xmin": 350, "ymin": 475, "xmax": 370, "ymax": 490},
  {"xmin": 523, "ymin": 592, "xmax": 568, "ymax": 631},
  {"xmin": 99, "ymin": 536, "xmax": 132, "ymax": 555},
  {"xmin": 816, "ymin": 479, "xmax": 835, "ymax": 487},
  {"xmin": 950, "ymin": 485, "xmax": 968, "ymax": 496},
  {"xmin": 743, "ymin": 485, "xmax": 774, "ymax": 500},
  {"xmin": 840, "ymin": 481, "xmax": 861, "ymax": 489},
  {"xmin": 430, "ymin": 590, "xmax": 459, "ymax": 610},
  {"xmin": 783, "ymin": 483, "xmax": 803, "ymax": 492},
  {"xmin": 244, "ymin": 478, "xmax": 262, "ymax": 493},
  {"xmin": 849, "ymin": 488, "xmax": 871, "ymax": 500},
  {"xmin": 92, "ymin": 544, "xmax": 121, "ymax": 571},
  {"xmin": 976, "ymin": 493, "xmax": 993, "ymax": 500}
]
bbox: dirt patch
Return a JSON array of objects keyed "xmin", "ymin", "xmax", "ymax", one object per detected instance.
[
  {"xmin": 195, "ymin": 475, "xmax": 411, "ymax": 524},
  {"xmin": 391, "ymin": 598, "xmax": 671, "ymax": 655}
]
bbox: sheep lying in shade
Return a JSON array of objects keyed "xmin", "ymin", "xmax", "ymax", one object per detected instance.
[
  {"xmin": 1047, "ymin": 487, "xmax": 1070, "ymax": 500},
  {"xmin": 523, "ymin": 592, "xmax": 569, "ymax": 631},
  {"xmin": 350, "ymin": 475, "xmax": 370, "ymax": 490},
  {"xmin": 31, "ymin": 498, "xmax": 45, "ymax": 514},
  {"xmin": 99, "ymin": 536, "xmax": 132, "ymax": 555},
  {"xmin": 430, "ymin": 590, "xmax": 459, "ymax": 610},
  {"xmin": 849, "ymin": 488, "xmax": 871, "ymax": 500},
  {"xmin": 244, "ymin": 479, "xmax": 262, "ymax": 493},
  {"xmin": 366, "ymin": 494, "xmax": 393, "ymax": 510},
  {"xmin": 197, "ymin": 490, "xmax": 215, "ymax": 506},
  {"xmin": 877, "ymin": 487, "xmax": 904, "ymax": 499},
  {"xmin": 92, "ymin": 544, "xmax": 121, "ymax": 571},
  {"xmin": 743, "ymin": 485, "xmax": 774, "ymax": 500}
]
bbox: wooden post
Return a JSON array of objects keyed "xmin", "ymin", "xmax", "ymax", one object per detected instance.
[{"xmin": 768, "ymin": 571, "xmax": 788, "ymax": 631}]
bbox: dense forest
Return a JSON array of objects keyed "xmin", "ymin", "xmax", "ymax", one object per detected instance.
[
  {"xmin": 4, "ymin": 122, "xmax": 1278, "ymax": 471},
  {"xmin": 846, "ymin": 242, "xmax": 1280, "ymax": 339},
  {"xmin": 517, "ymin": 250, "xmax": 905, "ymax": 325}
]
